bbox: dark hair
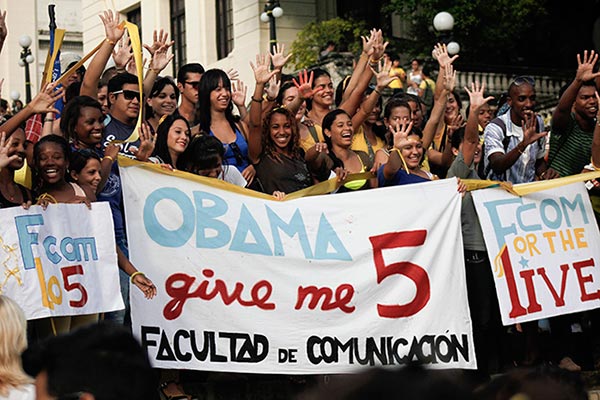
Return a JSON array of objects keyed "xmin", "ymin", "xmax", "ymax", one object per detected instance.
[
  {"xmin": 307, "ymin": 68, "xmax": 331, "ymax": 110},
  {"xmin": 384, "ymin": 98, "xmax": 412, "ymax": 120},
  {"xmin": 177, "ymin": 63, "xmax": 205, "ymax": 84},
  {"xmin": 448, "ymin": 90, "xmax": 463, "ymax": 111},
  {"xmin": 262, "ymin": 107, "xmax": 302, "ymax": 162},
  {"xmin": 335, "ymin": 75, "xmax": 352, "ymax": 107},
  {"xmin": 322, "ymin": 109, "xmax": 351, "ymax": 169},
  {"xmin": 34, "ymin": 135, "xmax": 70, "ymax": 167},
  {"xmin": 450, "ymin": 127, "xmax": 466, "ymax": 150},
  {"xmin": 22, "ymin": 322, "xmax": 156, "ymax": 400},
  {"xmin": 195, "ymin": 69, "xmax": 238, "ymax": 134},
  {"xmin": 107, "ymin": 73, "xmax": 138, "ymax": 108},
  {"xmin": 0, "ymin": 98, "xmax": 8, "ymax": 111},
  {"xmin": 60, "ymin": 96, "xmax": 103, "ymax": 143},
  {"xmin": 144, "ymin": 77, "xmax": 180, "ymax": 118},
  {"xmin": 107, "ymin": 72, "xmax": 138, "ymax": 94},
  {"xmin": 152, "ymin": 114, "xmax": 191, "ymax": 168},
  {"xmin": 179, "ymin": 134, "xmax": 225, "ymax": 174},
  {"xmin": 68, "ymin": 148, "xmax": 101, "ymax": 181},
  {"xmin": 276, "ymin": 81, "xmax": 296, "ymax": 106}
]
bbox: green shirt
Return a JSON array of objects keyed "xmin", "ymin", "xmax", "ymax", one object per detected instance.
[{"xmin": 548, "ymin": 113, "xmax": 593, "ymax": 177}]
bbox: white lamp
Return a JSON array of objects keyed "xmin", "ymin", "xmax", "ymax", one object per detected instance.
[
  {"xmin": 433, "ymin": 12, "xmax": 454, "ymax": 32},
  {"xmin": 19, "ymin": 35, "xmax": 32, "ymax": 48},
  {"xmin": 447, "ymin": 41, "xmax": 460, "ymax": 55}
]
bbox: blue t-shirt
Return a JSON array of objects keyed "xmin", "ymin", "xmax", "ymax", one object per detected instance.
[
  {"xmin": 209, "ymin": 127, "xmax": 249, "ymax": 172},
  {"xmin": 377, "ymin": 165, "xmax": 430, "ymax": 187}
]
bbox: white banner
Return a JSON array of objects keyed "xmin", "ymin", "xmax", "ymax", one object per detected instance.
[
  {"xmin": 473, "ymin": 182, "xmax": 600, "ymax": 325},
  {"xmin": 0, "ymin": 203, "xmax": 123, "ymax": 319},
  {"xmin": 121, "ymin": 164, "xmax": 475, "ymax": 374}
]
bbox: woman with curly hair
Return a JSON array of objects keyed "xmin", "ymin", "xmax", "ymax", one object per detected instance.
[{"xmin": 247, "ymin": 55, "xmax": 332, "ymax": 197}]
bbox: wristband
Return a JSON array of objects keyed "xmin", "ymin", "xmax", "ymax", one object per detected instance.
[
  {"xmin": 103, "ymin": 155, "xmax": 115, "ymax": 163},
  {"xmin": 374, "ymin": 88, "xmax": 382, "ymax": 96},
  {"xmin": 251, "ymin": 96, "xmax": 262, "ymax": 103},
  {"xmin": 44, "ymin": 118, "xmax": 54, "ymax": 123},
  {"xmin": 130, "ymin": 271, "xmax": 145, "ymax": 283},
  {"xmin": 105, "ymin": 38, "xmax": 116, "ymax": 45}
]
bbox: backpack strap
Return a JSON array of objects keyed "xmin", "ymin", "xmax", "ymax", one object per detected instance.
[
  {"xmin": 307, "ymin": 125, "xmax": 320, "ymax": 143},
  {"xmin": 483, "ymin": 117, "xmax": 510, "ymax": 179}
]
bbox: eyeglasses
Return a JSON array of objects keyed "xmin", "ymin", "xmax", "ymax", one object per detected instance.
[
  {"xmin": 511, "ymin": 76, "xmax": 535, "ymax": 87},
  {"xmin": 185, "ymin": 81, "xmax": 200, "ymax": 89},
  {"xmin": 112, "ymin": 89, "xmax": 140, "ymax": 101},
  {"xmin": 227, "ymin": 142, "xmax": 245, "ymax": 166}
]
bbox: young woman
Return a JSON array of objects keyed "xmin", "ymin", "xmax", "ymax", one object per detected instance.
[
  {"xmin": 0, "ymin": 130, "xmax": 32, "ymax": 209},
  {"xmin": 195, "ymin": 69, "xmax": 255, "ymax": 184},
  {"xmin": 149, "ymin": 114, "xmax": 190, "ymax": 168},
  {"xmin": 145, "ymin": 77, "xmax": 179, "ymax": 133},
  {"xmin": 0, "ymin": 296, "xmax": 34, "ymax": 400},
  {"xmin": 322, "ymin": 109, "xmax": 373, "ymax": 192},
  {"xmin": 248, "ymin": 57, "xmax": 332, "ymax": 196},
  {"xmin": 179, "ymin": 134, "xmax": 246, "ymax": 186},
  {"xmin": 69, "ymin": 149, "xmax": 102, "ymax": 201}
]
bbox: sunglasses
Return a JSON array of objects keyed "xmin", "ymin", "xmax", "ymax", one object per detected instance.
[
  {"xmin": 511, "ymin": 76, "xmax": 535, "ymax": 87},
  {"xmin": 112, "ymin": 89, "xmax": 141, "ymax": 101},
  {"xmin": 227, "ymin": 142, "xmax": 244, "ymax": 166},
  {"xmin": 185, "ymin": 81, "xmax": 200, "ymax": 89}
]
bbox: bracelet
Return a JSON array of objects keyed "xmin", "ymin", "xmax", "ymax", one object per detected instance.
[
  {"xmin": 149, "ymin": 67, "xmax": 161, "ymax": 74},
  {"xmin": 540, "ymin": 171, "xmax": 547, "ymax": 179},
  {"xmin": 369, "ymin": 58, "xmax": 380, "ymax": 64},
  {"xmin": 105, "ymin": 38, "xmax": 116, "ymax": 45},
  {"xmin": 374, "ymin": 88, "xmax": 382, "ymax": 96},
  {"xmin": 251, "ymin": 96, "xmax": 262, "ymax": 103},
  {"xmin": 103, "ymin": 155, "xmax": 115, "ymax": 163},
  {"xmin": 130, "ymin": 271, "xmax": 145, "ymax": 283},
  {"xmin": 44, "ymin": 118, "xmax": 54, "ymax": 123},
  {"xmin": 517, "ymin": 143, "xmax": 525, "ymax": 155},
  {"xmin": 263, "ymin": 94, "xmax": 276, "ymax": 102}
]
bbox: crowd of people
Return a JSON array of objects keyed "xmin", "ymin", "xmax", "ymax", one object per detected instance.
[{"xmin": 1, "ymin": 7, "xmax": 600, "ymax": 400}]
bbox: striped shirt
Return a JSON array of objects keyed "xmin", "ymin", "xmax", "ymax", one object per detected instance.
[
  {"xmin": 483, "ymin": 111, "xmax": 546, "ymax": 184},
  {"xmin": 548, "ymin": 113, "xmax": 593, "ymax": 177}
]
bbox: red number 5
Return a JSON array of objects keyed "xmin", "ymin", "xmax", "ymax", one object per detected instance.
[
  {"xmin": 369, "ymin": 230, "xmax": 430, "ymax": 318},
  {"xmin": 61, "ymin": 265, "xmax": 88, "ymax": 308}
]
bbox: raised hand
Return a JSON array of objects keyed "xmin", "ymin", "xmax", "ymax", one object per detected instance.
[
  {"xmin": 292, "ymin": 70, "xmax": 322, "ymax": 100},
  {"xmin": 446, "ymin": 113, "xmax": 465, "ymax": 138},
  {"xmin": 112, "ymin": 34, "xmax": 133, "ymax": 70},
  {"xmin": 0, "ymin": 132, "xmax": 18, "ymax": 168},
  {"xmin": 432, "ymin": 43, "xmax": 458, "ymax": 67},
  {"xmin": 522, "ymin": 112, "xmax": 546, "ymax": 146},
  {"xmin": 443, "ymin": 62, "xmax": 457, "ymax": 92},
  {"xmin": 27, "ymin": 83, "xmax": 64, "ymax": 114},
  {"xmin": 372, "ymin": 58, "xmax": 396, "ymax": 90},
  {"xmin": 133, "ymin": 123, "xmax": 156, "ymax": 162},
  {"xmin": 465, "ymin": 81, "xmax": 494, "ymax": 110},
  {"xmin": 361, "ymin": 28, "xmax": 377, "ymax": 57},
  {"xmin": 265, "ymin": 75, "xmax": 280, "ymax": 101},
  {"xmin": 391, "ymin": 120, "xmax": 414, "ymax": 150},
  {"xmin": 143, "ymin": 29, "xmax": 174, "ymax": 57},
  {"xmin": 270, "ymin": 43, "xmax": 291, "ymax": 72},
  {"xmin": 250, "ymin": 53, "xmax": 278, "ymax": 85},
  {"xmin": 148, "ymin": 44, "xmax": 174, "ymax": 73},
  {"xmin": 575, "ymin": 50, "xmax": 600, "ymax": 82},
  {"xmin": 99, "ymin": 10, "xmax": 124, "ymax": 44},
  {"xmin": 370, "ymin": 29, "xmax": 388, "ymax": 61},
  {"xmin": 231, "ymin": 80, "xmax": 248, "ymax": 107},
  {"xmin": 226, "ymin": 68, "xmax": 239, "ymax": 82}
]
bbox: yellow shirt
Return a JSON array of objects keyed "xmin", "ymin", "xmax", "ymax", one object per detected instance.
[
  {"xmin": 388, "ymin": 67, "xmax": 405, "ymax": 89},
  {"xmin": 299, "ymin": 124, "xmax": 326, "ymax": 152},
  {"xmin": 351, "ymin": 125, "xmax": 386, "ymax": 161}
]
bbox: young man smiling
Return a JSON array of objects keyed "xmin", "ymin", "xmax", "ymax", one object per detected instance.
[{"xmin": 103, "ymin": 73, "xmax": 141, "ymax": 156}]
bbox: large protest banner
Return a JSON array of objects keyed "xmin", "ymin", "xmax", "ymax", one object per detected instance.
[
  {"xmin": 0, "ymin": 203, "xmax": 123, "ymax": 319},
  {"xmin": 473, "ymin": 182, "xmax": 600, "ymax": 325},
  {"xmin": 121, "ymin": 162, "xmax": 475, "ymax": 374}
]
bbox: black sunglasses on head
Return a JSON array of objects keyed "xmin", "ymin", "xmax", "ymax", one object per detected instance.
[
  {"xmin": 511, "ymin": 76, "xmax": 535, "ymax": 87},
  {"xmin": 112, "ymin": 89, "xmax": 140, "ymax": 101}
]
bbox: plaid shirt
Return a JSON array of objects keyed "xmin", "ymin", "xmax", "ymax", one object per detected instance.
[
  {"xmin": 25, "ymin": 113, "xmax": 43, "ymax": 144},
  {"xmin": 484, "ymin": 111, "xmax": 546, "ymax": 184}
]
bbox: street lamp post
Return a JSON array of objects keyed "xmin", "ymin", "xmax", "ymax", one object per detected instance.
[
  {"xmin": 260, "ymin": 1, "xmax": 284, "ymax": 54},
  {"xmin": 18, "ymin": 35, "xmax": 34, "ymax": 104},
  {"xmin": 433, "ymin": 12, "xmax": 460, "ymax": 56}
]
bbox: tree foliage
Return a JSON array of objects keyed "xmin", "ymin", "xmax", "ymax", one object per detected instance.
[
  {"xmin": 290, "ymin": 17, "xmax": 368, "ymax": 69},
  {"xmin": 383, "ymin": 0, "xmax": 548, "ymax": 66}
]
